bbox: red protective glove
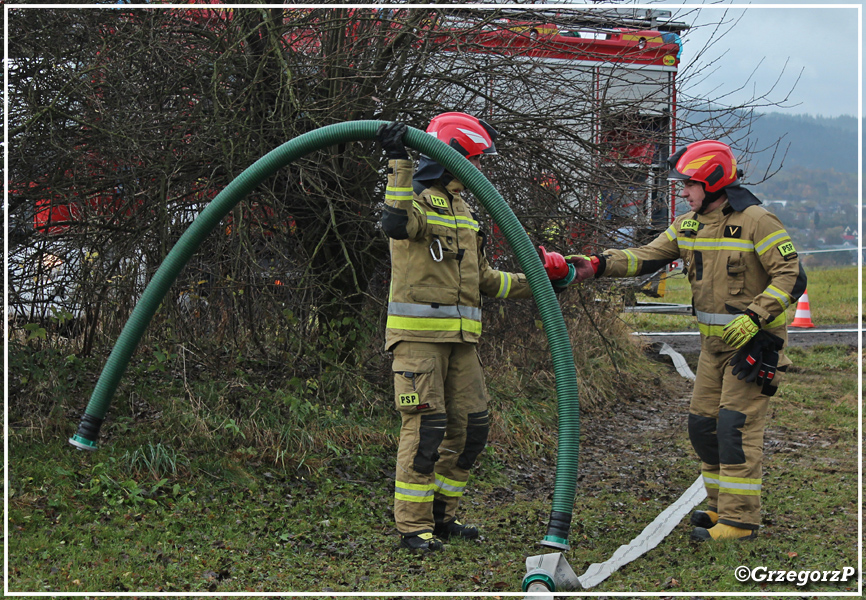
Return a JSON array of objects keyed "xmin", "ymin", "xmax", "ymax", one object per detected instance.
[
  {"xmin": 538, "ymin": 246, "xmax": 570, "ymax": 281},
  {"xmin": 566, "ymin": 254, "xmax": 599, "ymax": 283}
]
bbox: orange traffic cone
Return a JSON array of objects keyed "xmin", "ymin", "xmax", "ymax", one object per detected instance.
[{"xmin": 790, "ymin": 289, "xmax": 815, "ymax": 328}]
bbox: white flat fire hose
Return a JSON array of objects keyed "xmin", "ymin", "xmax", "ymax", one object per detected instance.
[
  {"xmin": 524, "ymin": 344, "xmax": 706, "ymax": 594},
  {"xmin": 576, "ymin": 474, "xmax": 706, "ymax": 589},
  {"xmin": 577, "ymin": 343, "xmax": 703, "ymax": 589}
]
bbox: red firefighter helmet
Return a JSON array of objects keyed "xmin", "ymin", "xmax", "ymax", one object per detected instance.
[
  {"xmin": 667, "ymin": 140, "xmax": 738, "ymax": 193},
  {"xmin": 426, "ymin": 112, "xmax": 498, "ymax": 158}
]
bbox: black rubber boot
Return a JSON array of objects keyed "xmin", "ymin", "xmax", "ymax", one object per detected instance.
[
  {"xmin": 690, "ymin": 509, "xmax": 719, "ymax": 529},
  {"xmin": 399, "ymin": 532, "xmax": 443, "ymax": 551},
  {"xmin": 433, "ymin": 518, "xmax": 479, "ymax": 540}
]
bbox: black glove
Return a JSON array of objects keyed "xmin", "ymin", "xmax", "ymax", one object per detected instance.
[
  {"xmin": 376, "ymin": 122, "xmax": 409, "ymax": 160},
  {"xmin": 729, "ymin": 330, "xmax": 784, "ymax": 395}
]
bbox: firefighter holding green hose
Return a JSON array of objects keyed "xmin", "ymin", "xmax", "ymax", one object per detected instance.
[
  {"xmin": 376, "ymin": 113, "xmax": 534, "ymax": 551},
  {"xmin": 542, "ymin": 140, "xmax": 807, "ymax": 541}
]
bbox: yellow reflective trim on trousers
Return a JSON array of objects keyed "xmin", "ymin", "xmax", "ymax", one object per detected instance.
[
  {"xmin": 434, "ymin": 474, "xmax": 467, "ymax": 497},
  {"xmin": 435, "ymin": 473, "xmax": 467, "ymax": 489},
  {"xmin": 719, "ymin": 475, "xmax": 762, "ymax": 485},
  {"xmin": 387, "ymin": 315, "xmax": 482, "ymax": 335},
  {"xmin": 755, "ymin": 229, "xmax": 790, "ymax": 255},
  {"xmin": 623, "ymin": 249, "xmax": 638, "ymax": 276},
  {"xmin": 395, "ymin": 492, "xmax": 435, "ymax": 503},
  {"xmin": 719, "ymin": 487, "xmax": 761, "ymax": 496},
  {"xmin": 719, "ymin": 474, "xmax": 761, "ymax": 495},
  {"xmin": 395, "ymin": 480, "xmax": 435, "ymax": 503},
  {"xmin": 702, "ymin": 472, "xmax": 721, "ymax": 489}
]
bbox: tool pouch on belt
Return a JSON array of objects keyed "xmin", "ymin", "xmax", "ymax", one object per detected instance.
[
  {"xmin": 393, "ymin": 355, "xmax": 441, "ymax": 413},
  {"xmin": 729, "ymin": 330, "xmax": 785, "ymax": 396}
]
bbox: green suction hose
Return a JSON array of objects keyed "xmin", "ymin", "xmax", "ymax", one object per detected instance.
[{"xmin": 69, "ymin": 120, "xmax": 579, "ymax": 549}]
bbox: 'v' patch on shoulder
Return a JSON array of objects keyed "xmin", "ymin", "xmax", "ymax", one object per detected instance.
[{"xmin": 725, "ymin": 225, "xmax": 742, "ymax": 238}]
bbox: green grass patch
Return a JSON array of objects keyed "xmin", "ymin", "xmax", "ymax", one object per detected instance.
[{"xmin": 9, "ymin": 342, "xmax": 858, "ymax": 593}]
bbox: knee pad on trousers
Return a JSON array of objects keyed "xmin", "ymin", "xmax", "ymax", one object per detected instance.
[
  {"xmin": 457, "ymin": 410, "xmax": 489, "ymax": 470},
  {"xmin": 717, "ymin": 408, "xmax": 747, "ymax": 465},
  {"xmin": 688, "ymin": 413, "xmax": 719, "ymax": 465},
  {"xmin": 415, "ymin": 413, "xmax": 447, "ymax": 474}
]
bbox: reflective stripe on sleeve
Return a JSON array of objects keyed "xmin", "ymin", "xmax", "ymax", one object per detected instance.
[
  {"xmin": 496, "ymin": 272, "xmax": 512, "ymax": 298},
  {"xmin": 755, "ymin": 229, "xmax": 791, "ymax": 255},
  {"xmin": 623, "ymin": 249, "xmax": 638, "ymax": 276},
  {"xmin": 664, "ymin": 224, "xmax": 677, "ymax": 242},
  {"xmin": 764, "ymin": 284, "xmax": 793, "ymax": 311},
  {"xmin": 385, "ymin": 186, "xmax": 414, "ymax": 202}
]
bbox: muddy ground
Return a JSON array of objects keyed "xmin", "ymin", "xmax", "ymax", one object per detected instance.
[
  {"xmin": 642, "ymin": 326, "xmax": 859, "ymax": 355},
  {"xmin": 505, "ymin": 327, "xmax": 858, "ymax": 503}
]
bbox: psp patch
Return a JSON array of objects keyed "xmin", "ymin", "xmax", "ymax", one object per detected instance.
[
  {"xmin": 429, "ymin": 195, "xmax": 449, "ymax": 209},
  {"xmin": 680, "ymin": 219, "xmax": 700, "ymax": 236},
  {"xmin": 777, "ymin": 240, "xmax": 798, "ymax": 260},
  {"xmin": 398, "ymin": 392, "xmax": 420, "ymax": 407}
]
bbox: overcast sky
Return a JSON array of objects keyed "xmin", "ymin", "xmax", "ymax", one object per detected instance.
[{"xmin": 666, "ymin": 2, "xmax": 860, "ymax": 118}]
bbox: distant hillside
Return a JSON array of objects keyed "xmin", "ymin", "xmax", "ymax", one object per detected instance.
[
  {"xmin": 679, "ymin": 111, "xmax": 859, "ymax": 177},
  {"xmin": 739, "ymin": 113, "xmax": 858, "ymax": 176}
]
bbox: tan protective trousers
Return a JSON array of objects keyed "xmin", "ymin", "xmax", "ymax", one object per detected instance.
[
  {"xmin": 390, "ymin": 341, "xmax": 489, "ymax": 535},
  {"xmin": 688, "ymin": 345, "xmax": 774, "ymax": 530}
]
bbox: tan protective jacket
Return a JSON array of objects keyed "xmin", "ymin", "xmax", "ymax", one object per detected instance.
[
  {"xmin": 598, "ymin": 201, "xmax": 807, "ymax": 354},
  {"xmin": 381, "ymin": 159, "xmax": 532, "ymax": 350}
]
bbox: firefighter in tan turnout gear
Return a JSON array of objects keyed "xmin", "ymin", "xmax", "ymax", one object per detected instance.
[
  {"xmin": 376, "ymin": 114, "xmax": 534, "ymax": 551},
  {"xmin": 542, "ymin": 140, "xmax": 807, "ymax": 541}
]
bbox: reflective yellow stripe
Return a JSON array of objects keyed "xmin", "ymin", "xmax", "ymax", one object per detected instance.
[
  {"xmin": 664, "ymin": 224, "xmax": 677, "ymax": 242},
  {"xmin": 623, "ymin": 249, "xmax": 638, "ymax": 276},
  {"xmin": 765, "ymin": 285, "xmax": 793, "ymax": 311},
  {"xmin": 387, "ymin": 315, "xmax": 482, "ymax": 335},
  {"xmin": 395, "ymin": 480, "xmax": 435, "ymax": 503},
  {"xmin": 676, "ymin": 237, "xmax": 755, "ymax": 252},
  {"xmin": 434, "ymin": 474, "xmax": 467, "ymax": 497},
  {"xmin": 766, "ymin": 312, "xmax": 786, "ymax": 329},
  {"xmin": 385, "ymin": 186, "xmax": 413, "ymax": 202},
  {"xmin": 702, "ymin": 472, "xmax": 721, "ymax": 490},
  {"xmin": 719, "ymin": 475, "xmax": 762, "ymax": 485},
  {"xmin": 424, "ymin": 211, "xmax": 480, "ymax": 231},
  {"xmin": 698, "ymin": 312, "xmax": 786, "ymax": 338},
  {"xmin": 496, "ymin": 272, "xmax": 512, "ymax": 298},
  {"xmin": 755, "ymin": 229, "xmax": 790, "ymax": 255},
  {"xmin": 719, "ymin": 487, "xmax": 761, "ymax": 496},
  {"xmin": 718, "ymin": 475, "xmax": 762, "ymax": 495}
]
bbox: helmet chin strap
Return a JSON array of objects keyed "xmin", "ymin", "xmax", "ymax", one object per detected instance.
[{"xmin": 697, "ymin": 185, "xmax": 725, "ymax": 214}]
